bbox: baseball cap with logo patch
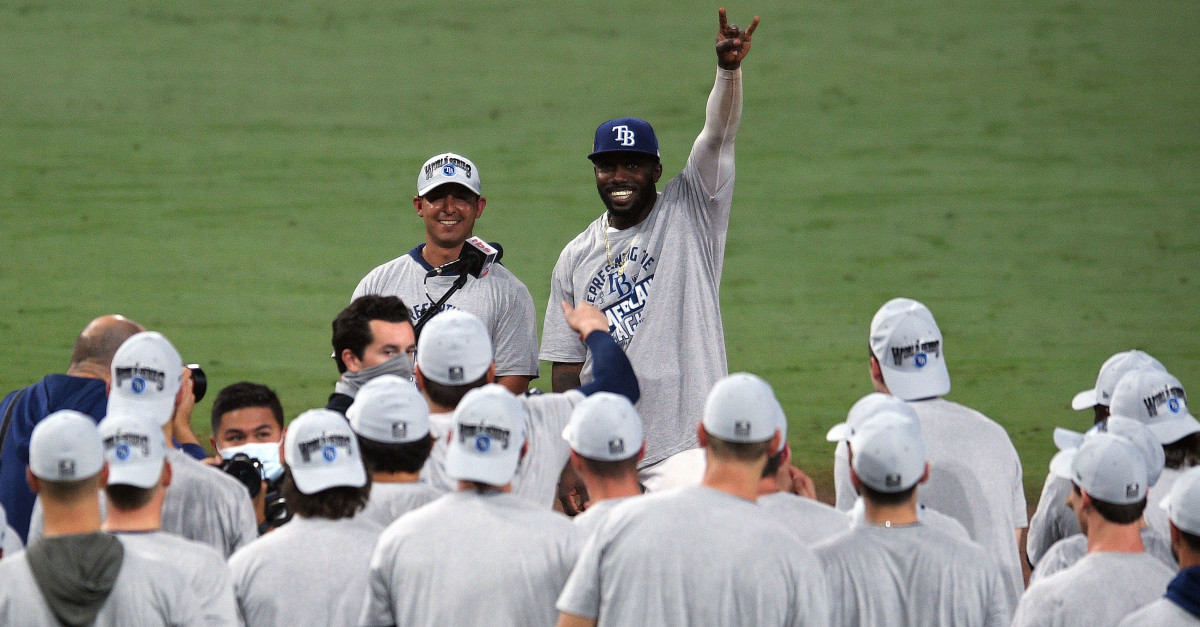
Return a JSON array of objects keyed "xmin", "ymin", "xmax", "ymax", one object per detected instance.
[
  {"xmin": 1109, "ymin": 367, "xmax": 1199, "ymax": 445},
  {"xmin": 29, "ymin": 410, "xmax": 105, "ymax": 482},
  {"xmin": 100, "ymin": 411, "xmax": 167, "ymax": 489},
  {"xmin": 1071, "ymin": 350, "xmax": 1166, "ymax": 411},
  {"xmin": 445, "ymin": 384, "xmax": 527, "ymax": 486},
  {"xmin": 849, "ymin": 412, "xmax": 927, "ymax": 494},
  {"xmin": 417, "ymin": 152, "xmax": 481, "ymax": 197},
  {"xmin": 107, "ymin": 331, "xmax": 183, "ymax": 427},
  {"xmin": 702, "ymin": 372, "xmax": 783, "ymax": 445},
  {"xmin": 869, "ymin": 298, "xmax": 951, "ymax": 402},
  {"xmin": 562, "ymin": 392, "xmax": 644, "ymax": 462},
  {"xmin": 588, "ymin": 117, "xmax": 660, "ymax": 160},
  {"xmin": 1160, "ymin": 466, "xmax": 1200, "ymax": 536},
  {"xmin": 347, "ymin": 375, "xmax": 430, "ymax": 444},
  {"xmin": 1050, "ymin": 415, "xmax": 1165, "ymax": 488},
  {"xmin": 416, "ymin": 310, "xmax": 493, "ymax": 386},
  {"xmin": 284, "ymin": 409, "xmax": 367, "ymax": 495},
  {"xmin": 1059, "ymin": 433, "xmax": 1148, "ymax": 505}
]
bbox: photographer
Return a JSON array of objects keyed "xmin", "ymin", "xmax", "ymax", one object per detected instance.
[{"xmin": 209, "ymin": 381, "xmax": 291, "ymax": 533}]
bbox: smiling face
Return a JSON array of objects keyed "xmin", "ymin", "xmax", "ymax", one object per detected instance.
[
  {"xmin": 414, "ymin": 183, "xmax": 486, "ymax": 252},
  {"xmin": 591, "ymin": 152, "xmax": 662, "ymax": 229}
]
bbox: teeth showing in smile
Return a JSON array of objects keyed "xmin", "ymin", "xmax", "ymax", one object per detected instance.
[
  {"xmin": 610, "ymin": 190, "xmax": 633, "ymax": 200},
  {"xmin": 438, "ymin": 220, "xmax": 460, "ymax": 226}
]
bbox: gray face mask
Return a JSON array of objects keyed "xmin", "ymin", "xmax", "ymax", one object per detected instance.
[{"xmin": 335, "ymin": 353, "xmax": 414, "ymax": 398}]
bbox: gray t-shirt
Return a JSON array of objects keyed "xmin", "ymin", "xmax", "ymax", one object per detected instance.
[
  {"xmin": 540, "ymin": 69, "xmax": 744, "ymax": 469},
  {"xmin": 1148, "ymin": 467, "xmax": 1183, "ymax": 541},
  {"xmin": 0, "ymin": 543, "xmax": 203, "ymax": 626},
  {"xmin": 758, "ymin": 491, "xmax": 852, "ymax": 546},
  {"xmin": 1119, "ymin": 597, "xmax": 1200, "ymax": 626},
  {"xmin": 113, "ymin": 530, "xmax": 237, "ymax": 626},
  {"xmin": 572, "ymin": 496, "xmax": 636, "ymax": 539},
  {"xmin": 833, "ymin": 398, "xmax": 1028, "ymax": 608},
  {"xmin": 229, "ymin": 514, "xmax": 382, "ymax": 627},
  {"xmin": 28, "ymin": 451, "xmax": 258, "ymax": 559},
  {"xmin": 2, "ymin": 524, "xmax": 22, "ymax": 556},
  {"xmin": 359, "ymin": 481, "xmax": 441, "ymax": 529},
  {"xmin": 1031, "ymin": 526, "xmax": 1177, "ymax": 583},
  {"xmin": 557, "ymin": 486, "xmax": 830, "ymax": 626},
  {"xmin": 353, "ymin": 247, "xmax": 539, "ymax": 378},
  {"xmin": 1012, "ymin": 552, "xmax": 1175, "ymax": 627},
  {"xmin": 1026, "ymin": 473, "xmax": 1081, "ymax": 567},
  {"xmin": 421, "ymin": 391, "xmax": 582, "ymax": 508},
  {"xmin": 361, "ymin": 490, "xmax": 579, "ymax": 627},
  {"xmin": 813, "ymin": 522, "xmax": 1011, "ymax": 626}
]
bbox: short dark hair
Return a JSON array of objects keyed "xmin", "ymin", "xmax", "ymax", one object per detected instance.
[
  {"xmin": 859, "ymin": 482, "xmax": 918, "ymax": 507},
  {"xmin": 1164, "ymin": 433, "xmax": 1200, "ymax": 470},
  {"xmin": 105, "ymin": 484, "xmax": 154, "ymax": 511},
  {"xmin": 577, "ymin": 454, "xmax": 640, "ymax": 480},
  {"xmin": 1181, "ymin": 528, "xmax": 1200, "ymax": 554},
  {"xmin": 210, "ymin": 382, "xmax": 285, "ymax": 436},
  {"xmin": 36, "ymin": 475, "xmax": 100, "ymax": 502},
  {"xmin": 420, "ymin": 372, "xmax": 489, "ymax": 408},
  {"xmin": 1073, "ymin": 484, "xmax": 1146, "ymax": 524},
  {"xmin": 356, "ymin": 434, "xmax": 434, "ymax": 474},
  {"xmin": 331, "ymin": 296, "xmax": 411, "ymax": 374},
  {"xmin": 280, "ymin": 470, "xmax": 371, "ymax": 520},
  {"xmin": 704, "ymin": 431, "xmax": 772, "ymax": 463}
]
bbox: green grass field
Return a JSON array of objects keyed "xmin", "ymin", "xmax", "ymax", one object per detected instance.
[{"xmin": 2, "ymin": 1, "xmax": 1198, "ymax": 501}]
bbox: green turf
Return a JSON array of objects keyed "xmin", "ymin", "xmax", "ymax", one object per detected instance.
[{"xmin": 2, "ymin": 1, "xmax": 1198, "ymax": 502}]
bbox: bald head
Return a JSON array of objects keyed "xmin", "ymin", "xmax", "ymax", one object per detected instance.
[{"xmin": 68, "ymin": 315, "xmax": 145, "ymax": 378}]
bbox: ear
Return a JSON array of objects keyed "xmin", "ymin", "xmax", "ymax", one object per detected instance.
[
  {"xmin": 474, "ymin": 196, "xmax": 486, "ymax": 218},
  {"xmin": 568, "ymin": 449, "xmax": 584, "ymax": 472},
  {"xmin": 413, "ymin": 196, "xmax": 423, "ymax": 214},
  {"xmin": 781, "ymin": 442, "xmax": 793, "ymax": 467},
  {"xmin": 919, "ymin": 462, "xmax": 930, "ymax": 484},
  {"xmin": 341, "ymin": 348, "xmax": 363, "ymax": 373},
  {"xmin": 26, "ymin": 468, "xmax": 39, "ymax": 494},
  {"xmin": 486, "ymin": 363, "xmax": 496, "ymax": 384},
  {"xmin": 519, "ymin": 440, "xmax": 529, "ymax": 461},
  {"xmin": 849, "ymin": 466, "xmax": 863, "ymax": 494},
  {"xmin": 160, "ymin": 461, "xmax": 173, "ymax": 488},
  {"xmin": 97, "ymin": 463, "xmax": 109, "ymax": 489},
  {"xmin": 414, "ymin": 366, "xmax": 427, "ymax": 391},
  {"xmin": 767, "ymin": 430, "xmax": 782, "ymax": 457},
  {"xmin": 209, "ymin": 435, "xmax": 218, "ymax": 452},
  {"xmin": 636, "ymin": 442, "xmax": 646, "ymax": 463},
  {"xmin": 651, "ymin": 162, "xmax": 663, "ymax": 183},
  {"xmin": 869, "ymin": 354, "xmax": 888, "ymax": 393},
  {"xmin": 696, "ymin": 423, "xmax": 709, "ymax": 448}
]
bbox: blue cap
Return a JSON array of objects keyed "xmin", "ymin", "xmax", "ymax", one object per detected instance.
[{"xmin": 588, "ymin": 117, "xmax": 659, "ymax": 160}]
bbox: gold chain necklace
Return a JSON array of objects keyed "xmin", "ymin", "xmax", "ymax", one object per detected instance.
[{"xmin": 603, "ymin": 216, "xmax": 639, "ymax": 275}]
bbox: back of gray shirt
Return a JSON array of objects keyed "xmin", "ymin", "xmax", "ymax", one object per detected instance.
[
  {"xmin": 1012, "ymin": 552, "xmax": 1175, "ymax": 627},
  {"xmin": 162, "ymin": 450, "xmax": 259, "ymax": 558},
  {"xmin": 114, "ymin": 530, "xmax": 237, "ymax": 626},
  {"xmin": 1031, "ymin": 526, "xmax": 1177, "ymax": 583},
  {"xmin": 814, "ymin": 523, "xmax": 1011, "ymax": 627},
  {"xmin": 758, "ymin": 491, "xmax": 851, "ymax": 546},
  {"xmin": 359, "ymin": 481, "xmax": 440, "ymax": 529}
]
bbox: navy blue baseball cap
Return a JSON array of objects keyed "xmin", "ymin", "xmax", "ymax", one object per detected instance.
[{"xmin": 588, "ymin": 117, "xmax": 660, "ymax": 160}]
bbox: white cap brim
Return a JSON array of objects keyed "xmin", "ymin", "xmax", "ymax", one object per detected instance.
[
  {"xmin": 878, "ymin": 360, "xmax": 950, "ymax": 402},
  {"xmin": 825, "ymin": 422, "xmax": 852, "ymax": 442},
  {"xmin": 1148, "ymin": 414, "xmax": 1200, "ymax": 445},
  {"xmin": 291, "ymin": 462, "xmax": 367, "ymax": 495},
  {"xmin": 1071, "ymin": 389, "xmax": 1099, "ymax": 411},
  {"xmin": 107, "ymin": 459, "xmax": 164, "ymax": 489},
  {"xmin": 1049, "ymin": 448, "xmax": 1077, "ymax": 480},
  {"xmin": 445, "ymin": 444, "xmax": 519, "ymax": 486},
  {"xmin": 1053, "ymin": 427, "xmax": 1085, "ymax": 451},
  {"xmin": 107, "ymin": 394, "xmax": 176, "ymax": 428}
]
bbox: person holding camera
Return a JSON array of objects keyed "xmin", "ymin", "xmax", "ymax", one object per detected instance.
[{"xmin": 209, "ymin": 381, "xmax": 291, "ymax": 534}]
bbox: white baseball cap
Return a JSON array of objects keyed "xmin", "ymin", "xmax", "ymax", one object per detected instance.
[
  {"xmin": 869, "ymin": 298, "xmax": 950, "ymax": 401},
  {"xmin": 416, "ymin": 152, "xmax": 481, "ymax": 197},
  {"xmin": 284, "ymin": 409, "xmax": 367, "ymax": 495},
  {"xmin": 562, "ymin": 393, "xmax": 644, "ymax": 462},
  {"xmin": 1050, "ymin": 415, "xmax": 1165, "ymax": 487},
  {"xmin": 107, "ymin": 331, "xmax": 183, "ymax": 427},
  {"xmin": 1062, "ymin": 433, "xmax": 1148, "ymax": 505},
  {"xmin": 849, "ymin": 412, "xmax": 927, "ymax": 493},
  {"xmin": 445, "ymin": 384, "xmax": 527, "ymax": 486},
  {"xmin": 1109, "ymin": 367, "xmax": 1199, "ymax": 445},
  {"xmin": 99, "ymin": 411, "xmax": 167, "ymax": 489},
  {"xmin": 1071, "ymin": 350, "xmax": 1166, "ymax": 410},
  {"xmin": 416, "ymin": 310, "xmax": 493, "ymax": 386},
  {"xmin": 826, "ymin": 392, "xmax": 920, "ymax": 442},
  {"xmin": 347, "ymin": 375, "xmax": 430, "ymax": 444},
  {"xmin": 702, "ymin": 373, "xmax": 783, "ymax": 445},
  {"xmin": 1161, "ymin": 466, "xmax": 1200, "ymax": 535},
  {"xmin": 30, "ymin": 410, "xmax": 105, "ymax": 482}
]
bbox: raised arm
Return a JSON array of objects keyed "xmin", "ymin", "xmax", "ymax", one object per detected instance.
[
  {"xmin": 560, "ymin": 302, "xmax": 639, "ymax": 403},
  {"xmin": 691, "ymin": 8, "xmax": 759, "ymax": 194}
]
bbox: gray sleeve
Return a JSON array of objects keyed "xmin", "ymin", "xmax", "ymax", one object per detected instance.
[
  {"xmin": 833, "ymin": 442, "xmax": 856, "ymax": 512},
  {"xmin": 1029, "ymin": 539, "xmax": 1074, "ymax": 584},
  {"xmin": 555, "ymin": 527, "xmax": 604, "ymax": 620},
  {"xmin": 688, "ymin": 68, "xmax": 743, "ymax": 199},
  {"xmin": 983, "ymin": 555, "xmax": 1014, "ymax": 627},
  {"xmin": 1010, "ymin": 444, "xmax": 1028, "ymax": 528},
  {"xmin": 539, "ymin": 251, "xmax": 588, "ymax": 364},
  {"xmin": 359, "ymin": 538, "xmax": 398, "ymax": 627},
  {"xmin": 227, "ymin": 488, "xmax": 259, "ymax": 557},
  {"xmin": 1026, "ymin": 475, "xmax": 1077, "ymax": 566},
  {"xmin": 490, "ymin": 280, "xmax": 540, "ymax": 377}
]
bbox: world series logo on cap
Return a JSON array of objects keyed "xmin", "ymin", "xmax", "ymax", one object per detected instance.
[
  {"xmin": 442, "ymin": 164, "xmax": 456, "ymax": 176},
  {"xmin": 115, "ymin": 443, "xmax": 132, "ymax": 461},
  {"xmin": 322, "ymin": 445, "xmax": 338, "ymax": 463}
]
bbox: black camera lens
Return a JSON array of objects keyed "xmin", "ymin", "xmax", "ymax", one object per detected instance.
[
  {"xmin": 218, "ymin": 453, "xmax": 262, "ymax": 498},
  {"xmin": 186, "ymin": 364, "xmax": 207, "ymax": 403}
]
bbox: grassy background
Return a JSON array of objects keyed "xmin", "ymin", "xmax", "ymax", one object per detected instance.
[{"xmin": 2, "ymin": 1, "xmax": 1198, "ymax": 501}]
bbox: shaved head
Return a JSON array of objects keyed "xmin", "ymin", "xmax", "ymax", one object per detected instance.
[{"xmin": 68, "ymin": 315, "xmax": 145, "ymax": 375}]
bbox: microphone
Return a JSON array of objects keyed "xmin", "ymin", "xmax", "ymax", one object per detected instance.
[{"xmin": 425, "ymin": 237, "xmax": 502, "ymax": 279}]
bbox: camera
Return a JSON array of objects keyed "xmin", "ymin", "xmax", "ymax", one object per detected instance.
[
  {"xmin": 186, "ymin": 363, "xmax": 207, "ymax": 403},
  {"xmin": 218, "ymin": 453, "xmax": 292, "ymax": 533}
]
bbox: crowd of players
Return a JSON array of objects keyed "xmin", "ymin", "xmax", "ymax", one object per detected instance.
[{"xmin": 1, "ymin": 7, "xmax": 1197, "ymax": 627}]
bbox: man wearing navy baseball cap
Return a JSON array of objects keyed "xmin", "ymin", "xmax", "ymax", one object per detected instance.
[{"xmin": 540, "ymin": 8, "xmax": 760, "ymax": 494}]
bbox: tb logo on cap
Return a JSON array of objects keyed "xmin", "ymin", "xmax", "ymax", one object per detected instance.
[{"xmin": 612, "ymin": 125, "xmax": 637, "ymax": 147}]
